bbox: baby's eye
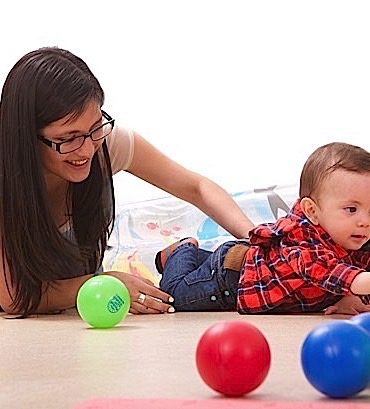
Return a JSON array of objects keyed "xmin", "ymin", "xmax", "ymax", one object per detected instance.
[{"xmin": 344, "ymin": 206, "xmax": 357, "ymax": 213}]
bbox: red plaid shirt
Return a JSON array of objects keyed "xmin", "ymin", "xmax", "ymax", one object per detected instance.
[{"xmin": 237, "ymin": 199, "xmax": 370, "ymax": 314}]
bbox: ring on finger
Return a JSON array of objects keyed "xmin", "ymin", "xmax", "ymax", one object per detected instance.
[{"xmin": 138, "ymin": 293, "xmax": 146, "ymax": 304}]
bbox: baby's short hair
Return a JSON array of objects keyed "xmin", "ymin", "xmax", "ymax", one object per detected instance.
[{"xmin": 299, "ymin": 142, "xmax": 370, "ymax": 199}]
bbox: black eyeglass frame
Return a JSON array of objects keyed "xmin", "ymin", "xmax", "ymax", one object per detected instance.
[{"xmin": 37, "ymin": 110, "xmax": 115, "ymax": 154}]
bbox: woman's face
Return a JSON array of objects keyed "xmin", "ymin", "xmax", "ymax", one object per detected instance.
[{"xmin": 38, "ymin": 101, "xmax": 105, "ymax": 187}]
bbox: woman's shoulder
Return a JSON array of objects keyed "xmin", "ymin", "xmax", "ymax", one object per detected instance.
[{"xmin": 106, "ymin": 125, "xmax": 135, "ymax": 174}]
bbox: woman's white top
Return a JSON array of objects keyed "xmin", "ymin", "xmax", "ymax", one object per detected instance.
[{"xmin": 107, "ymin": 126, "xmax": 135, "ymax": 175}]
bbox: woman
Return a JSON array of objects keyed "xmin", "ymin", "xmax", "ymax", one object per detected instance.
[{"xmin": 0, "ymin": 47, "xmax": 254, "ymax": 317}]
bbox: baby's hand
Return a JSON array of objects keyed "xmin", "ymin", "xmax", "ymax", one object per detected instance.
[{"xmin": 324, "ymin": 295, "xmax": 370, "ymax": 316}]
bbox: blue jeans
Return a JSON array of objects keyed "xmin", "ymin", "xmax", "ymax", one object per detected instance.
[{"xmin": 159, "ymin": 240, "xmax": 243, "ymax": 311}]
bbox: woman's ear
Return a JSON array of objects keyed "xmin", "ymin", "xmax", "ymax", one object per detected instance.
[{"xmin": 300, "ymin": 197, "xmax": 319, "ymax": 225}]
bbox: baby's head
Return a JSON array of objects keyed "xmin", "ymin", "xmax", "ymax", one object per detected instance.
[{"xmin": 299, "ymin": 142, "xmax": 370, "ymax": 250}]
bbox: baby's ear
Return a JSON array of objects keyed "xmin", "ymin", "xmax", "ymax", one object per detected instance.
[{"xmin": 300, "ymin": 197, "xmax": 319, "ymax": 225}]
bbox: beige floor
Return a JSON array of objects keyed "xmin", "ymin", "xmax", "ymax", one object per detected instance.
[{"xmin": 1, "ymin": 310, "xmax": 369, "ymax": 409}]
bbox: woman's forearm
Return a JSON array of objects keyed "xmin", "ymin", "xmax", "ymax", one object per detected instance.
[
  {"xmin": 194, "ymin": 177, "xmax": 254, "ymax": 239},
  {"xmin": 1, "ymin": 274, "xmax": 93, "ymax": 315},
  {"xmin": 37, "ymin": 275, "xmax": 94, "ymax": 313}
]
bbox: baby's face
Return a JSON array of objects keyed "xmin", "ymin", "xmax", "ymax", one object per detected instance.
[{"xmin": 314, "ymin": 170, "xmax": 370, "ymax": 250}]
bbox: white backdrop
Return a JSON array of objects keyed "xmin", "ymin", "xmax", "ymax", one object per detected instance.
[{"xmin": 2, "ymin": 0, "xmax": 370, "ymax": 203}]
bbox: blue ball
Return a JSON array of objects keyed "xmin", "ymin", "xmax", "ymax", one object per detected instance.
[
  {"xmin": 301, "ymin": 320, "xmax": 370, "ymax": 398},
  {"xmin": 350, "ymin": 312, "xmax": 370, "ymax": 335}
]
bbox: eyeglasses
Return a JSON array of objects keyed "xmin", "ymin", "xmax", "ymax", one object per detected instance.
[{"xmin": 37, "ymin": 110, "xmax": 115, "ymax": 154}]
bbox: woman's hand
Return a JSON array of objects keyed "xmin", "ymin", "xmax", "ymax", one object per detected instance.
[{"xmin": 106, "ymin": 271, "xmax": 175, "ymax": 314}]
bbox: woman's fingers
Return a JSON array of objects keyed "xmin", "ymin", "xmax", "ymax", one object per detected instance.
[
  {"xmin": 141, "ymin": 283, "xmax": 174, "ymax": 304},
  {"xmin": 129, "ymin": 304, "xmax": 161, "ymax": 314},
  {"xmin": 107, "ymin": 271, "xmax": 175, "ymax": 314},
  {"xmin": 133, "ymin": 290, "xmax": 175, "ymax": 314}
]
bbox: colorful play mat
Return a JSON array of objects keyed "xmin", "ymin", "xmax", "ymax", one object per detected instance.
[{"xmin": 103, "ymin": 184, "xmax": 298, "ymax": 284}]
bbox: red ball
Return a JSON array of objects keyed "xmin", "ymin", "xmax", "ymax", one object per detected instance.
[{"xmin": 196, "ymin": 320, "xmax": 271, "ymax": 396}]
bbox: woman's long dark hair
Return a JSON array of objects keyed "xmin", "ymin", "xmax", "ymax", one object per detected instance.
[{"xmin": 0, "ymin": 47, "xmax": 115, "ymax": 315}]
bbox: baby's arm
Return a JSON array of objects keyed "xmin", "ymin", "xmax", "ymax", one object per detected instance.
[
  {"xmin": 350, "ymin": 271, "xmax": 370, "ymax": 294},
  {"xmin": 324, "ymin": 271, "xmax": 370, "ymax": 315}
]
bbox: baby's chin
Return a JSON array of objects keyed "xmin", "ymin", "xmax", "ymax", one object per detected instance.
[{"xmin": 343, "ymin": 242, "xmax": 367, "ymax": 251}]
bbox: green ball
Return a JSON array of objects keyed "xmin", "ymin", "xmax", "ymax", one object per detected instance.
[{"xmin": 77, "ymin": 275, "xmax": 131, "ymax": 328}]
